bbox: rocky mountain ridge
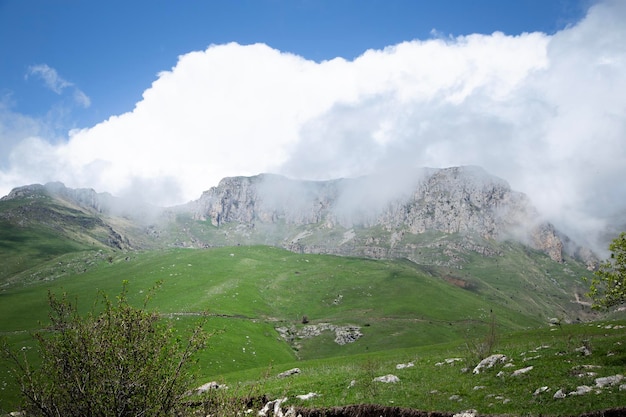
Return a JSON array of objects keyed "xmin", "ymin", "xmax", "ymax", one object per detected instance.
[
  {"xmin": 0, "ymin": 167, "xmax": 597, "ymax": 268},
  {"xmin": 185, "ymin": 166, "xmax": 582, "ymax": 264}
]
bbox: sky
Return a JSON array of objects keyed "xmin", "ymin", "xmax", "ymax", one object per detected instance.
[{"xmin": 1, "ymin": 0, "xmax": 624, "ymax": 251}]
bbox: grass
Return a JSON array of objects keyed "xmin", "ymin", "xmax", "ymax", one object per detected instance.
[
  {"xmin": 203, "ymin": 321, "xmax": 626, "ymax": 416},
  {"xmin": 0, "ymin": 245, "xmax": 623, "ymax": 415},
  {"xmin": 0, "ymin": 193, "xmax": 114, "ymax": 286},
  {"xmin": 0, "ymin": 220, "xmax": 91, "ymax": 285},
  {"xmin": 0, "ymin": 246, "xmax": 542, "ymax": 341}
]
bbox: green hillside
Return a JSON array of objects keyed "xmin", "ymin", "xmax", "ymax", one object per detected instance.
[
  {"xmin": 0, "ymin": 246, "xmax": 543, "ymax": 352},
  {"xmin": 1, "ymin": 245, "xmax": 615, "ymax": 412},
  {"xmin": 0, "ymin": 192, "xmax": 119, "ymax": 286}
]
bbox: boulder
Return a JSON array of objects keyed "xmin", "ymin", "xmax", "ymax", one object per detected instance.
[
  {"xmin": 453, "ymin": 410, "xmax": 476, "ymax": 417},
  {"xmin": 569, "ymin": 385, "xmax": 593, "ymax": 396},
  {"xmin": 195, "ymin": 381, "xmax": 227, "ymax": 394},
  {"xmin": 472, "ymin": 354, "xmax": 507, "ymax": 374}
]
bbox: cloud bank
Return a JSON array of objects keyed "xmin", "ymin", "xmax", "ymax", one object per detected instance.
[{"xmin": 1, "ymin": 0, "xmax": 625, "ymax": 251}]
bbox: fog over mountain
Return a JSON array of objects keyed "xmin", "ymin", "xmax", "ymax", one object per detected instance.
[
  {"xmin": 2, "ymin": 166, "xmax": 594, "ymax": 267},
  {"xmin": 0, "ymin": 1, "xmax": 625, "ymax": 255}
]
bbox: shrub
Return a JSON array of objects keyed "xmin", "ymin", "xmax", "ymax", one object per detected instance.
[
  {"xmin": 463, "ymin": 311, "xmax": 498, "ymax": 366},
  {"xmin": 587, "ymin": 232, "xmax": 626, "ymax": 309},
  {"xmin": 2, "ymin": 281, "xmax": 207, "ymax": 417}
]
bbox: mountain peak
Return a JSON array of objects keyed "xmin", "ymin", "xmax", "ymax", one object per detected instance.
[
  {"xmin": 186, "ymin": 167, "xmax": 579, "ymax": 264},
  {"xmin": 0, "ymin": 168, "xmax": 598, "ymax": 267},
  {"xmin": 0, "ymin": 183, "xmax": 48, "ymax": 201}
]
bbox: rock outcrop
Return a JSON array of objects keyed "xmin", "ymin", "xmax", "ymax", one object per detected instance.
[{"xmin": 186, "ymin": 167, "xmax": 570, "ymax": 262}]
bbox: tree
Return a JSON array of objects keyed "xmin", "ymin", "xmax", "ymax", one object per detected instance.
[
  {"xmin": 587, "ymin": 232, "xmax": 626, "ymax": 309},
  {"xmin": 2, "ymin": 281, "xmax": 207, "ymax": 417}
]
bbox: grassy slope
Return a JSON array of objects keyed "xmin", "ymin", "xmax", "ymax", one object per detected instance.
[
  {"xmin": 2, "ymin": 245, "xmax": 620, "ymax": 414},
  {"xmin": 0, "ymin": 194, "xmax": 111, "ymax": 286},
  {"xmin": 0, "ymin": 219, "xmax": 88, "ymax": 283},
  {"xmin": 218, "ymin": 321, "xmax": 626, "ymax": 417},
  {"xmin": 0, "ymin": 246, "xmax": 541, "ymax": 336},
  {"xmin": 0, "ymin": 246, "xmax": 537, "ymax": 407},
  {"xmin": 163, "ymin": 215, "xmax": 595, "ymax": 323}
]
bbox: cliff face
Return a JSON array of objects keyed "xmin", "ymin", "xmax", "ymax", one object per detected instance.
[
  {"xmin": 187, "ymin": 167, "xmax": 566, "ymax": 262},
  {"xmin": 190, "ymin": 174, "xmax": 341, "ymax": 226}
]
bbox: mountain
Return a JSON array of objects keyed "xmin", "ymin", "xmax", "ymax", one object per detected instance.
[
  {"xmin": 0, "ymin": 166, "xmax": 600, "ymax": 320},
  {"xmin": 0, "ymin": 181, "xmax": 162, "ymax": 284},
  {"xmin": 183, "ymin": 166, "xmax": 594, "ymax": 267},
  {"xmin": 0, "ymin": 167, "xmax": 598, "ymax": 265},
  {"xmin": 0, "ymin": 167, "xmax": 602, "ymax": 315},
  {"xmin": 0, "ymin": 167, "xmax": 599, "ymax": 269}
]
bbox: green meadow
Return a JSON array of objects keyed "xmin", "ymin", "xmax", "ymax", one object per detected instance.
[{"xmin": 1, "ymin": 245, "xmax": 624, "ymax": 415}]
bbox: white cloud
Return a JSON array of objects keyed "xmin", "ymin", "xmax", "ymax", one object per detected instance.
[
  {"xmin": 0, "ymin": 97, "xmax": 47, "ymax": 164},
  {"xmin": 1, "ymin": 0, "xmax": 625, "ymax": 251},
  {"xmin": 27, "ymin": 64, "xmax": 72, "ymax": 94},
  {"xmin": 73, "ymin": 89, "xmax": 91, "ymax": 108},
  {"xmin": 26, "ymin": 64, "xmax": 91, "ymax": 108}
]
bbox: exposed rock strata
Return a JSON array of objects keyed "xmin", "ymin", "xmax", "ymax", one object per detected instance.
[{"xmin": 188, "ymin": 167, "xmax": 569, "ymax": 262}]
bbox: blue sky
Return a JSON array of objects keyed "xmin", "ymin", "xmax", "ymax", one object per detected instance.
[
  {"xmin": 1, "ymin": 0, "xmax": 624, "ymax": 251},
  {"xmin": 1, "ymin": 0, "xmax": 586, "ymax": 129}
]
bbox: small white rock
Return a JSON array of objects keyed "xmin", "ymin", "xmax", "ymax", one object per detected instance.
[
  {"xmin": 473, "ymin": 354, "xmax": 507, "ymax": 374},
  {"xmin": 396, "ymin": 361, "xmax": 415, "ymax": 369},
  {"xmin": 277, "ymin": 368, "xmax": 301, "ymax": 378},
  {"xmin": 512, "ymin": 366, "xmax": 534, "ymax": 376},
  {"xmin": 595, "ymin": 374, "xmax": 624, "ymax": 388},
  {"xmin": 453, "ymin": 410, "xmax": 476, "ymax": 417},
  {"xmin": 569, "ymin": 385, "xmax": 593, "ymax": 396},
  {"xmin": 575, "ymin": 346, "xmax": 592, "ymax": 356},
  {"xmin": 296, "ymin": 392, "xmax": 318, "ymax": 400},
  {"xmin": 373, "ymin": 374, "xmax": 400, "ymax": 383}
]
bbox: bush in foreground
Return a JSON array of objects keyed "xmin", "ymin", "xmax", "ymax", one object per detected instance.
[{"xmin": 2, "ymin": 281, "xmax": 207, "ymax": 417}]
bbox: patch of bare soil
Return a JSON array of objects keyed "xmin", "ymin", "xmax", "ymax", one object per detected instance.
[
  {"xmin": 294, "ymin": 404, "xmax": 626, "ymax": 417},
  {"xmin": 295, "ymin": 404, "xmax": 452, "ymax": 417},
  {"xmin": 578, "ymin": 408, "xmax": 626, "ymax": 417}
]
